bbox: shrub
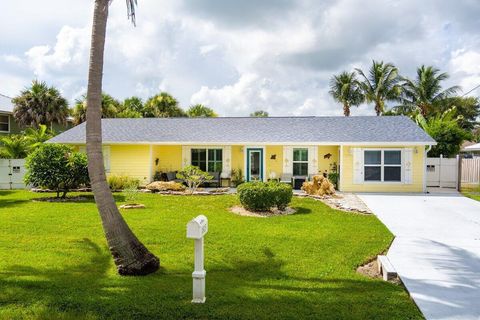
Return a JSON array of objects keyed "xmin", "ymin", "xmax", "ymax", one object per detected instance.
[
  {"xmin": 124, "ymin": 184, "xmax": 140, "ymax": 204},
  {"xmin": 25, "ymin": 144, "xmax": 89, "ymax": 198},
  {"xmin": 327, "ymin": 172, "xmax": 339, "ymax": 188},
  {"xmin": 107, "ymin": 175, "xmax": 140, "ymax": 191},
  {"xmin": 176, "ymin": 165, "xmax": 212, "ymax": 194},
  {"xmin": 237, "ymin": 181, "xmax": 292, "ymax": 212},
  {"xmin": 231, "ymin": 168, "xmax": 244, "ymax": 187}
]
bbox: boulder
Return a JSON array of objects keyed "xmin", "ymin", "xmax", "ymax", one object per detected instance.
[
  {"xmin": 301, "ymin": 175, "xmax": 335, "ymax": 196},
  {"xmin": 146, "ymin": 181, "xmax": 186, "ymax": 192}
]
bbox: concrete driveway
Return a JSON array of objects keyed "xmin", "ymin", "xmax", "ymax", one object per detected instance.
[{"xmin": 358, "ymin": 191, "xmax": 480, "ymax": 320}]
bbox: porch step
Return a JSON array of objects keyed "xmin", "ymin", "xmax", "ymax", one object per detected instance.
[{"xmin": 377, "ymin": 255, "xmax": 397, "ymax": 281}]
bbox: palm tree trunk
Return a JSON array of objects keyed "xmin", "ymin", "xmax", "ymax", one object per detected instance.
[
  {"xmin": 85, "ymin": 0, "xmax": 159, "ymax": 276},
  {"xmin": 375, "ymin": 102, "xmax": 382, "ymax": 116},
  {"xmin": 343, "ymin": 103, "xmax": 350, "ymax": 116}
]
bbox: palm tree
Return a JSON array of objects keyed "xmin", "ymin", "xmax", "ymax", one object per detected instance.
[
  {"xmin": 187, "ymin": 104, "xmax": 218, "ymax": 117},
  {"xmin": 399, "ymin": 65, "xmax": 460, "ymax": 116},
  {"xmin": 12, "ymin": 80, "xmax": 69, "ymax": 129},
  {"xmin": 24, "ymin": 124, "xmax": 54, "ymax": 149},
  {"xmin": 86, "ymin": 0, "xmax": 159, "ymax": 275},
  {"xmin": 143, "ymin": 92, "xmax": 186, "ymax": 117},
  {"xmin": 250, "ymin": 110, "xmax": 269, "ymax": 117},
  {"xmin": 356, "ymin": 61, "xmax": 402, "ymax": 116},
  {"xmin": 329, "ymin": 71, "xmax": 364, "ymax": 116},
  {"xmin": 0, "ymin": 135, "xmax": 30, "ymax": 159},
  {"xmin": 72, "ymin": 93, "xmax": 121, "ymax": 125}
]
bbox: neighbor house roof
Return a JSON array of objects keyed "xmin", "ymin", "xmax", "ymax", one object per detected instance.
[
  {"xmin": 48, "ymin": 116, "xmax": 436, "ymax": 145},
  {"xmin": 0, "ymin": 94, "xmax": 14, "ymax": 113},
  {"xmin": 463, "ymin": 143, "xmax": 480, "ymax": 151}
]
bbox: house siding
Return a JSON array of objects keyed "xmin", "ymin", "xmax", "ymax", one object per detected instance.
[
  {"xmin": 109, "ymin": 145, "xmax": 151, "ymax": 185},
  {"xmin": 340, "ymin": 145, "xmax": 425, "ymax": 192}
]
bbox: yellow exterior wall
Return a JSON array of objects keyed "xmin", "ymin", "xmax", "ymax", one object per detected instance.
[
  {"xmin": 109, "ymin": 145, "xmax": 151, "ymax": 185},
  {"xmin": 266, "ymin": 145, "xmax": 283, "ymax": 179},
  {"xmin": 152, "ymin": 145, "xmax": 182, "ymax": 173},
  {"xmin": 340, "ymin": 145, "xmax": 425, "ymax": 192},
  {"xmin": 231, "ymin": 146, "xmax": 244, "ymax": 176},
  {"xmin": 317, "ymin": 146, "xmax": 339, "ymax": 175}
]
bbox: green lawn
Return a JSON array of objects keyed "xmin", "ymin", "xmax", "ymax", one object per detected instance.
[
  {"xmin": 0, "ymin": 191, "xmax": 422, "ymax": 320},
  {"xmin": 461, "ymin": 184, "xmax": 480, "ymax": 201}
]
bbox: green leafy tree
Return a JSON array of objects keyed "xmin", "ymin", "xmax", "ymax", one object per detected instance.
[
  {"xmin": 12, "ymin": 80, "xmax": 69, "ymax": 129},
  {"xmin": 117, "ymin": 96, "xmax": 144, "ymax": 118},
  {"xmin": 85, "ymin": 0, "xmax": 159, "ymax": 275},
  {"xmin": 0, "ymin": 135, "xmax": 31, "ymax": 159},
  {"xmin": 398, "ymin": 65, "xmax": 460, "ymax": 116},
  {"xmin": 143, "ymin": 92, "xmax": 186, "ymax": 117},
  {"xmin": 416, "ymin": 107, "xmax": 471, "ymax": 157},
  {"xmin": 356, "ymin": 61, "xmax": 402, "ymax": 116},
  {"xmin": 433, "ymin": 96, "xmax": 479, "ymax": 130},
  {"xmin": 72, "ymin": 93, "xmax": 121, "ymax": 125},
  {"xmin": 187, "ymin": 104, "xmax": 218, "ymax": 117},
  {"xmin": 25, "ymin": 144, "xmax": 89, "ymax": 198},
  {"xmin": 329, "ymin": 71, "xmax": 364, "ymax": 116},
  {"xmin": 176, "ymin": 165, "xmax": 213, "ymax": 194},
  {"xmin": 250, "ymin": 110, "xmax": 269, "ymax": 117},
  {"xmin": 24, "ymin": 124, "xmax": 54, "ymax": 149}
]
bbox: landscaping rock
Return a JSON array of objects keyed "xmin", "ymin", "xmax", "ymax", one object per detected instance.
[
  {"xmin": 301, "ymin": 175, "xmax": 335, "ymax": 196},
  {"xmin": 146, "ymin": 181, "xmax": 186, "ymax": 192},
  {"xmin": 119, "ymin": 204, "xmax": 146, "ymax": 209}
]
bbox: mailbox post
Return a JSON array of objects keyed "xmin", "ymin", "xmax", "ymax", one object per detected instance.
[{"xmin": 186, "ymin": 215, "xmax": 208, "ymax": 303}]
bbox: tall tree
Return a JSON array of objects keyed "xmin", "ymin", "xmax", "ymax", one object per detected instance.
[
  {"xmin": 12, "ymin": 80, "xmax": 69, "ymax": 129},
  {"xmin": 399, "ymin": 65, "xmax": 460, "ymax": 116},
  {"xmin": 24, "ymin": 124, "xmax": 54, "ymax": 149},
  {"xmin": 356, "ymin": 61, "xmax": 402, "ymax": 116},
  {"xmin": 329, "ymin": 71, "xmax": 364, "ymax": 116},
  {"xmin": 250, "ymin": 110, "xmax": 269, "ymax": 117},
  {"xmin": 117, "ymin": 96, "xmax": 143, "ymax": 118},
  {"xmin": 433, "ymin": 96, "xmax": 479, "ymax": 130},
  {"xmin": 0, "ymin": 135, "xmax": 30, "ymax": 159},
  {"xmin": 187, "ymin": 104, "xmax": 218, "ymax": 117},
  {"xmin": 86, "ymin": 0, "xmax": 159, "ymax": 275},
  {"xmin": 143, "ymin": 92, "xmax": 186, "ymax": 117},
  {"xmin": 72, "ymin": 93, "xmax": 121, "ymax": 125}
]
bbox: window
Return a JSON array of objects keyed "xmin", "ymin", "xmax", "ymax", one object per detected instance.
[
  {"xmin": 0, "ymin": 114, "xmax": 9, "ymax": 132},
  {"xmin": 191, "ymin": 148, "xmax": 222, "ymax": 172},
  {"xmin": 293, "ymin": 148, "xmax": 308, "ymax": 176},
  {"xmin": 364, "ymin": 150, "xmax": 402, "ymax": 182}
]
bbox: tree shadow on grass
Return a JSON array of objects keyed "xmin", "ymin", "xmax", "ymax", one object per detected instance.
[
  {"xmin": 0, "ymin": 241, "xmax": 422, "ymax": 320},
  {"xmin": 291, "ymin": 206, "xmax": 312, "ymax": 215},
  {"xmin": 30, "ymin": 193, "xmax": 126, "ymax": 203}
]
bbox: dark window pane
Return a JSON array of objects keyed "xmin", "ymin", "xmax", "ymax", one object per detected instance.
[
  {"xmin": 216, "ymin": 149, "xmax": 222, "ymax": 160},
  {"xmin": 364, "ymin": 166, "xmax": 381, "ymax": 181},
  {"xmin": 384, "ymin": 151, "xmax": 401, "ymax": 165},
  {"xmin": 0, "ymin": 115, "xmax": 8, "ymax": 123},
  {"xmin": 191, "ymin": 149, "xmax": 207, "ymax": 171},
  {"xmin": 364, "ymin": 151, "xmax": 381, "ymax": 165},
  {"xmin": 384, "ymin": 166, "xmax": 401, "ymax": 181},
  {"xmin": 293, "ymin": 148, "xmax": 308, "ymax": 161},
  {"xmin": 0, "ymin": 123, "xmax": 8, "ymax": 131},
  {"xmin": 293, "ymin": 163, "xmax": 308, "ymax": 176}
]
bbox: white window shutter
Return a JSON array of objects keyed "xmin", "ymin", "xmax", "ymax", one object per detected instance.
[
  {"xmin": 182, "ymin": 146, "xmax": 191, "ymax": 168},
  {"xmin": 222, "ymin": 146, "xmax": 232, "ymax": 177},
  {"xmin": 353, "ymin": 148, "xmax": 364, "ymax": 184},
  {"xmin": 308, "ymin": 146, "xmax": 318, "ymax": 175},
  {"xmin": 102, "ymin": 146, "xmax": 111, "ymax": 173},
  {"xmin": 283, "ymin": 146, "xmax": 293, "ymax": 174},
  {"xmin": 404, "ymin": 148, "xmax": 413, "ymax": 184}
]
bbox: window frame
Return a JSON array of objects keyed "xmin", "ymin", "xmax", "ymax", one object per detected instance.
[
  {"xmin": 363, "ymin": 149, "xmax": 403, "ymax": 183},
  {"xmin": 0, "ymin": 113, "xmax": 10, "ymax": 133},
  {"xmin": 191, "ymin": 148, "xmax": 223, "ymax": 173},
  {"xmin": 292, "ymin": 148, "xmax": 309, "ymax": 176}
]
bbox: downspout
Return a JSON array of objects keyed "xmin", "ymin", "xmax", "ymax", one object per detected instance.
[{"xmin": 423, "ymin": 145, "xmax": 432, "ymax": 193}]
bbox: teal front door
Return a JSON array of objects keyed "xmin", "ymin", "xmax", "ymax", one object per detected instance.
[{"xmin": 246, "ymin": 148, "xmax": 263, "ymax": 181}]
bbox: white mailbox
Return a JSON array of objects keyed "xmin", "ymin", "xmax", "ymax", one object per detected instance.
[
  {"xmin": 186, "ymin": 215, "xmax": 208, "ymax": 239},
  {"xmin": 186, "ymin": 215, "xmax": 208, "ymax": 303}
]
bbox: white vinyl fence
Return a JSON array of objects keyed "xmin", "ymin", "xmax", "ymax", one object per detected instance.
[
  {"xmin": 0, "ymin": 159, "xmax": 26, "ymax": 189},
  {"xmin": 426, "ymin": 156, "xmax": 458, "ymax": 188},
  {"xmin": 461, "ymin": 158, "xmax": 480, "ymax": 184}
]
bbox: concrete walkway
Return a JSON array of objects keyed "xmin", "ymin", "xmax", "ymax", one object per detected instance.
[{"xmin": 358, "ymin": 191, "xmax": 480, "ymax": 320}]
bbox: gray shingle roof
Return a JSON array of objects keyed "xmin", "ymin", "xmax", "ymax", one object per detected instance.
[{"xmin": 48, "ymin": 116, "xmax": 435, "ymax": 144}]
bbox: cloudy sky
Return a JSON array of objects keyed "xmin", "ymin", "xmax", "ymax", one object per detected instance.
[{"xmin": 1, "ymin": 0, "xmax": 479, "ymax": 116}]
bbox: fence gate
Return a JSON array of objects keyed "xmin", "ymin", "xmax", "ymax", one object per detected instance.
[
  {"xmin": 0, "ymin": 159, "xmax": 26, "ymax": 189},
  {"xmin": 461, "ymin": 157, "xmax": 480, "ymax": 187},
  {"xmin": 426, "ymin": 156, "xmax": 458, "ymax": 188}
]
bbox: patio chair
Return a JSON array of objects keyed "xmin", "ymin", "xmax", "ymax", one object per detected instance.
[
  {"xmin": 166, "ymin": 171, "xmax": 183, "ymax": 183},
  {"xmin": 205, "ymin": 172, "xmax": 221, "ymax": 187}
]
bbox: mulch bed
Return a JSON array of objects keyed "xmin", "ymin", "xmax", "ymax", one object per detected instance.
[
  {"xmin": 32, "ymin": 196, "xmax": 91, "ymax": 203},
  {"xmin": 230, "ymin": 205, "xmax": 296, "ymax": 218}
]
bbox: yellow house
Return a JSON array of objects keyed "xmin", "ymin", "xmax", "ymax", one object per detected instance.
[{"xmin": 49, "ymin": 116, "xmax": 436, "ymax": 192}]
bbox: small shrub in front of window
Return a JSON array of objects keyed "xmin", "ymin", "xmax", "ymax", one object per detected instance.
[
  {"xmin": 107, "ymin": 175, "xmax": 140, "ymax": 191},
  {"xmin": 176, "ymin": 165, "xmax": 213, "ymax": 194},
  {"xmin": 237, "ymin": 181, "xmax": 293, "ymax": 212}
]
